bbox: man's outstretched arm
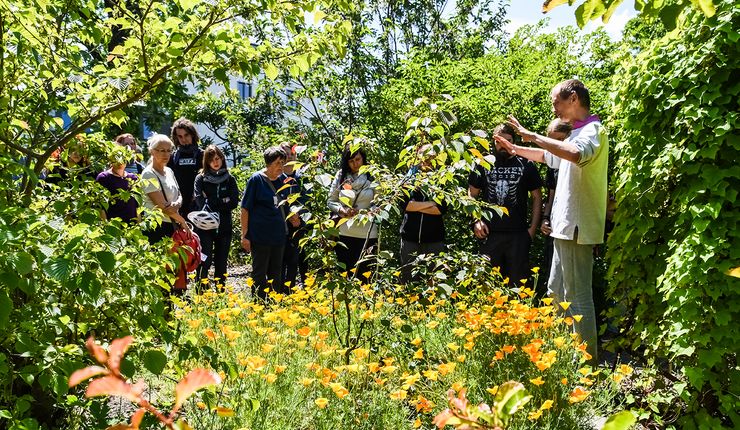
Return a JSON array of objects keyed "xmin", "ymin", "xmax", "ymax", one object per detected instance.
[{"xmin": 496, "ymin": 115, "xmax": 581, "ymax": 164}]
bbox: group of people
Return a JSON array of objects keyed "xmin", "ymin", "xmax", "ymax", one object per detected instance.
[
  {"xmin": 395, "ymin": 79, "xmax": 608, "ymax": 363},
  {"xmin": 75, "ymin": 78, "xmax": 608, "ymax": 364}
]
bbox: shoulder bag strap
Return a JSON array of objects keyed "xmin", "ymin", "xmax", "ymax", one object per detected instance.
[{"xmin": 261, "ymin": 172, "xmax": 288, "ymax": 235}]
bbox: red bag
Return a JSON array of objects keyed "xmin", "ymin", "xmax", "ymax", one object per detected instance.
[{"xmin": 170, "ymin": 228, "xmax": 201, "ymax": 290}]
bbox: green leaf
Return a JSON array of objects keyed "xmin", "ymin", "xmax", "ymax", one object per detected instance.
[
  {"xmin": 177, "ymin": 0, "xmax": 199, "ymax": 12},
  {"xmin": 601, "ymin": 411, "xmax": 637, "ymax": 430},
  {"xmin": 0, "ymin": 291, "xmax": 11, "ymax": 328},
  {"xmin": 264, "ymin": 63, "xmax": 279, "ymax": 81},
  {"xmin": 143, "ymin": 350, "xmax": 168, "ymax": 375},
  {"xmin": 44, "ymin": 258, "xmax": 72, "ymax": 281},
  {"xmin": 695, "ymin": 0, "xmax": 715, "ymax": 17},
  {"xmin": 95, "ymin": 251, "xmax": 115, "ymax": 272},
  {"xmin": 12, "ymin": 251, "xmax": 34, "ymax": 275}
]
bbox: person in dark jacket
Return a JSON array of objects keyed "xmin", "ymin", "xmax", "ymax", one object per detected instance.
[
  {"xmin": 168, "ymin": 118, "xmax": 204, "ymax": 218},
  {"xmin": 192, "ymin": 145, "xmax": 240, "ymax": 289},
  {"xmin": 280, "ymin": 142, "xmax": 309, "ymax": 289},
  {"xmin": 399, "ymin": 144, "xmax": 447, "ymax": 281}
]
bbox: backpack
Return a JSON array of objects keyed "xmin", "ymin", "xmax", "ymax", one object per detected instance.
[{"xmin": 171, "ymin": 228, "xmax": 202, "ymax": 273}]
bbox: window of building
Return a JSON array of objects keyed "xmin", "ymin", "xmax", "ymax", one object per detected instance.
[{"xmin": 237, "ymin": 81, "xmax": 252, "ymax": 100}]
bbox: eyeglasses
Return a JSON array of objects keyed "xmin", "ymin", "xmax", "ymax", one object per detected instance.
[{"xmin": 153, "ymin": 148, "xmax": 173, "ymax": 153}]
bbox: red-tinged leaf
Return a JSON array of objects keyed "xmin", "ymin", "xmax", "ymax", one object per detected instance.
[
  {"xmin": 86, "ymin": 376, "xmax": 142, "ymax": 402},
  {"xmin": 86, "ymin": 336, "xmax": 108, "ymax": 365},
  {"xmin": 107, "ymin": 336, "xmax": 134, "ymax": 375},
  {"xmin": 172, "ymin": 369, "xmax": 222, "ymax": 414},
  {"xmin": 130, "ymin": 408, "xmax": 146, "ymax": 429},
  {"xmin": 69, "ymin": 366, "xmax": 108, "ymax": 387}
]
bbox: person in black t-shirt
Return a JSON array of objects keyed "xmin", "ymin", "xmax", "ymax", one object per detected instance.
[
  {"xmin": 168, "ymin": 118, "xmax": 204, "ymax": 218},
  {"xmin": 468, "ymin": 123, "xmax": 543, "ymax": 287}
]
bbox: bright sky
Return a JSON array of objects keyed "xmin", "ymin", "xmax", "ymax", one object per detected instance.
[{"xmin": 505, "ymin": 0, "xmax": 638, "ymax": 40}]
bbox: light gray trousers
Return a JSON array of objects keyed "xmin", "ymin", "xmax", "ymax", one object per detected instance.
[{"xmin": 548, "ymin": 237, "xmax": 598, "ymax": 363}]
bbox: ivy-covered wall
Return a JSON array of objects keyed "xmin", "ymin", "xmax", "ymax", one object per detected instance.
[{"xmin": 607, "ymin": 0, "xmax": 739, "ymax": 426}]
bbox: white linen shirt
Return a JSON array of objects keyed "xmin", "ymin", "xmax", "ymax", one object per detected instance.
[{"xmin": 543, "ymin": 121, "xmax": 609, "ymax": 245}]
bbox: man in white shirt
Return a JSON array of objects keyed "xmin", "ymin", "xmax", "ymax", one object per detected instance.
[{"xmin": 495, "ymin": 79, "xmax": 608, "ymax": 364}]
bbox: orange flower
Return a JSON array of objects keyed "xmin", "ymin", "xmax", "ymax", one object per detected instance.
[
  {"xmin": 329, "ymin": 382, "xmax": 349, "ymax": 399},
  {"xmin": 202, "ymin": 328, "xmax": 218, "ymax": 341},
  {"xmin": 568, "ymin": 387, "xmax": 590, "ymax": 404},
  {"xmin": 315, "ymin": 397, "xmax": 329, "ymax": 409},
  {"xmin": 296, "ymin": 326, "xmax": 312, "ymax": 337}
]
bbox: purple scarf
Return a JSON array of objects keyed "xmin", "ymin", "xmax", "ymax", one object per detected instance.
[{"xmin": 572, "ymin": 115, "xmax": 601, "ymax": 130}]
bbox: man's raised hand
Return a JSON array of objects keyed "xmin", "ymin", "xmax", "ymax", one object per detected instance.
[
  {"xmin": 506, "ymin": 115, "xmax": 536, "ymax": 142},
  {"xmin": 493, "ymin": 134, "xmax": 517, "ymax": 156}
]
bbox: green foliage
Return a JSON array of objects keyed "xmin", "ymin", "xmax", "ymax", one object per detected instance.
[
  {"xmin": 544, "ymin": 0, "xmax": 717, "ymax": 30},
  {"xmin": 607, "ymin": 0, "xmax": 740, "ymax": 426},
  {"xmin": 0, "ymin": 181, "xmax": 175, "ymax": 428},
  {"xmin": 0, "ymin": 0, "xmax": 352, "ymax": 197}
]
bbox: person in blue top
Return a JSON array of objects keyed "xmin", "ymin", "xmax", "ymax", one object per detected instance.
[{"xmin": 240, "ymin": 146, "xmax": 299, "ymax": 300}]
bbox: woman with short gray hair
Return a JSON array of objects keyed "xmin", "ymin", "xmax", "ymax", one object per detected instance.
[
  {"xmin": 240, "ymin": 146, "xmax": 292, "ymax": 300},
  {"xmin": 141, "ymin": 134, "xmax": 191, "ymax": 244}
]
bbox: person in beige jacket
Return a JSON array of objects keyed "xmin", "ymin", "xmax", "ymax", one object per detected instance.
[{"xmin": 328, "ymin": 146, "xmax": 377, "ymax": 277}]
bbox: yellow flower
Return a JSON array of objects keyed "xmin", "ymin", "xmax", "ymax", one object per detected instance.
[
  {"xmin": 411, "ymin": 337, "xmax": 423, "ymax": 347},
  {"xmin": 559, "ymin": 301, "xmax": 571, "ymax": 311},
  {"xmin": 486, "ymin": 386, "xmax": 498, "ymax": 396},
  {"xmin": 389, "ymin": 389, "xmax": 407, "ymax": 400},
  {"xmin": 446, "ymin": 343, "xmax": 459, "ymax": 352},
  {"xmin": 451, "ymin": 381, "xmax": 465, "ymax": 392},
  {"xmin": 542, "ymin": 297, "xmax": 553, "ymax": 306},
  {"xmin": 263, "ymin": 373, "xmax": 277, "ymax": 383},
  {"xmin": 381, "ymin": 365, "xmax": 398, "ymax": 374},
  {"xmin": 274, "ymin": 365, "xmax": 287, "ymax": 374},
  {"xmin": 618, "ymin": 364, "xmax": 634, "ymax": 375},
  {"xmin": 456, "ymin": 355, "xmax": 466, "ymax": 363},
  {"xmin": 437, "ymin": 362, "xmax": 456, "ymax": 376},
  {"xmin": 314, "ymin": 397, "xmax": 329, "ymax": 409},
  {"xmin": 529, "ymin": 377, "xmax": 545, "ymax": 386},
  {"xmin": 541, "ymin": 399, "xmax": 554, "ymax": 410},
  {"xmin": 413, "ymin": 348, "xmax": 424, "ymax": 359},
  {"xmin": 352, "ymin": 348, "xmax": 369, "ymax": 360},
  {"xmin": 528, "ymin": 409, "xmax": 543, "ymax": 420},
  {"xmin": 296, "ymin": 326, "xmax": 312, "ymax": 337},
  {"xmin": 187, "ymin": 319, "xmax": 202, "ymax": 329},
  {"xmin": 299, "ymin": 377, "xmax": 315, "ymax": 387},
  {"xmin": 413, "ymin": 418, "xmax": 422, "ymax": 428},
  {"xmin": 423, "ymin": 369, "xmax": 438, "ymax": 381},
  {"xmin": 573, "ymin": 314, "xmax": 583, "ymax": 322},
  {"xmin": 261, "ymin": 344, "xmax": 275, "ymax": 353},
  {"xmin": 426, "ymin": 320, "xmax": 439, "ymax": 329}
]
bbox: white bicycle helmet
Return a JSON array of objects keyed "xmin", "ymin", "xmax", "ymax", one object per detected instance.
[{"xmin": 187, "ymin": 210, "xmax": 220, "ymax": 230}]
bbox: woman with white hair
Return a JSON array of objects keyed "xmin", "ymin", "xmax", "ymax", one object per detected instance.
[{"xmin": 141, "ymin": 134, "xmax": 191, "ymax": 244}]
